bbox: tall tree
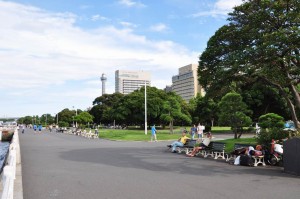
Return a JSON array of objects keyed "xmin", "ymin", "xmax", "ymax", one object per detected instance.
[
  {"xmin": 89, "ymin": 93, "xmax": 124, "ymax": 124},
  {"xmin": 160, "ymin": 92, "xmax": 192, "ymax": 133},
  {"xmin": 190, "ymin": 95, "xmax": 218, "ymax": 127},
  {"xmin": 218, "ymin": 92, "xmax": 252, "ymax": 139},
  {"xmin": 74, "ymin": 111, "xmax": 94, "ymax": 127},
  {"xmin": 199, "ymin": 0, "xmax": 300, "ymax": 129}
]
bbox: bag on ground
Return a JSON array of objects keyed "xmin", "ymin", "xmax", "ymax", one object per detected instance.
[{"xmin": 239, "ymin": 154, "xmax": 254, "ymax": 166}]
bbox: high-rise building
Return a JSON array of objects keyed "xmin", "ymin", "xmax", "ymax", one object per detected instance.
[
  {"xmin": 100, "ymin": 73, "xmax": 107, "ymax": 95},
  {"xmin": 115, "ymin": 70, "xmax": 151, "ymax": 94},
  {"xmin": 172, "ymin": 64, "xmax": 205, "ymax": 101}
]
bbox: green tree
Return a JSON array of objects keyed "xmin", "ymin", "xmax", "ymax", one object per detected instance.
[
  {"xmin": 57, "ymin": 108, "xmax": 77, "ymax": 127},
  {"xmin": 218, "ymin": 92, "xmax": 252, "ymax": 139},
  {"xmin": 199, "ymin": 0, "xmax": 300, "ymax": 129},
  {"xmin": 74, "ymin": 111, "xmax": 94, "ymax": 128},
  {"xmin": 190, "ymin": 95, "xmax": 218, "ymax": 127},
  {"xmin": 17, "ymin": 116, "xmax": 33, "ymax": 125},
  {"xmin": 160, "ymin": 92, "xmax": 192, "ymax": 133},
  {"xmin": 257, "ymin": 113, "xmax": 288, "ymax": 147},
  {"xmin": 90, "ymin": 93, "xmax": 124, "ymax": 124}
]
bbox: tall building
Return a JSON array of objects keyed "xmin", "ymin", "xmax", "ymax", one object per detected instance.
[
  {"xmin": 115, "ymin": 70, "xmax": 151, "ymax": 94},
  {"xmin": 100, "ymin": 73, "xmax": 107, "ymax": 95},
  {"xmin": 172, "ymin": 64, "xmax": 205, "ymax": 101}
]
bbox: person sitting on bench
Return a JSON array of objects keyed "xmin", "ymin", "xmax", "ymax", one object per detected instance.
[
  {"xmin": 186, "ymin": 132, "xmax": 212, "ymax": 157},
  {"xmin": 167, "ymin": 130, "xmax": 190, "ymax": 153}
]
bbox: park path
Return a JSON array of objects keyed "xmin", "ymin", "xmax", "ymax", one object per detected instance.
[{"xmin": 19, "ymin": 129, "xmax": 300, "ymax": 199}]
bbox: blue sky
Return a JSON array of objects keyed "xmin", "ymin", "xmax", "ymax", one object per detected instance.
[{"xmin": 0, "ymin": 0, "xmax": 242, "ymax": 118}]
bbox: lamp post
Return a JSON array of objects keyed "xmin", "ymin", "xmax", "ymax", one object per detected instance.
[
  {"xmin": 73, "ymin": 106, "xmax": 78, "ymax": 128},
  {"xmin": 145, "ymin": 80, "xmax": 147, "ymax": 135},
  {"xmin": 45, "ymin": 114, "xmax": 47, "ymax": 126}
]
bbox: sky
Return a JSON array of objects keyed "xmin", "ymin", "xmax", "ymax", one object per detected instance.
[{"xmin": 0, "ymin": 0, "xmax": 243, "ymax": 118}]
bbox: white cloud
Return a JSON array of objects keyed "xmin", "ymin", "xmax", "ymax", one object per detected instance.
[
  {"xmin": 119, "ymin": 21, "xmax": 138, "ymax": 28},
  {"xmin": 192, "ymin": 0, "xmax": 243, "ymax": 18},
  {"xmin": 91, "ymin": 14, "xmax": 109, "ymax": 21},
  {"xmin": 0, "ymin": 1, "xmax": 198, "ymax": 117},
  {"xmin": 149, "ymin": 23, "xmax": 169, "ymax": 32},
  {"xmin": 117, "ymin": 0, "xmax": 146, "ymax": 8}
]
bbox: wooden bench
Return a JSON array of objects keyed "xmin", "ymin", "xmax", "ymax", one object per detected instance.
[{"xmin": 203, "ymin": 142, "xmax": 226, "ymax": 159}]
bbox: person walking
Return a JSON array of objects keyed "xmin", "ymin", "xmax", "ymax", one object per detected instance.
[
  {"xmin": 22, "ymin": 124, "xmax": 25, "ymax": 134},
  {"xmin": 151, "ymin": 125, "xmax": 157, "ymax": 142},
  {"xmin": 190, "ymin": 124, "xmax": 197, "ymax": 140},
  {"xmin": 38, "ymin": 124, "xmax": 42, "ymax": 132},
  {"xmin": 197, "ymin": 123, "xmax": 205, "ymax": 139},
  {"xmin": 33, "ymin": 124, "xmax": 37, "ymax": 132}
]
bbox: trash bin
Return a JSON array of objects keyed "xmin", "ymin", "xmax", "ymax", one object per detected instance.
[{"xmin": 283, "ymin": 137, "xmax": 300, "ymax": 176}]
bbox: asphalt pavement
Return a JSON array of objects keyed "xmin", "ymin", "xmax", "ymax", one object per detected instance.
[{"xmin": 19, "ymin": 129, "xmax": 300, "ymax": 199}]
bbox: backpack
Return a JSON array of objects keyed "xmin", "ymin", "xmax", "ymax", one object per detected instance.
[{"xmin": 239, "ymin": 154, "xmax": 254, "ymax": 166}]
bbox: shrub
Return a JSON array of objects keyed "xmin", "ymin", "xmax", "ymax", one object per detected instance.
[{"xmin": 256, "ymin": 113, "xmax": 288, "ymax": 147}]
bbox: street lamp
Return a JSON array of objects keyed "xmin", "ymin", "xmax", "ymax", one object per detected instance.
[
  {"xmin": 145, "ymin": 80, "xmax": 147, "ymax": 135},
  {"xmin": 73, "ymin": 106, "xmax": 77, "ymax": 128}
]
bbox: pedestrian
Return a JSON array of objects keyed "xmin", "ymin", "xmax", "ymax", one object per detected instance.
[
  {"xmin": 151, "ymin": 125, "xmax": 157, "ymax": 142},
  {"xmin": 22, "ymin": 124, "xmax": 25, "ymax": 134},
  {"xmin": 49, "ymin": 125, "xmax": 52, "ymax": 132},
  {"xmin": 197, "ymin": 123, "xmax": 205, "ymax": 139},
  {"xmin": 33, "ymin": 124, "xmax": 37, "ymax": 132},
  {"xmin": 38, "ymin": 124, "xmax": 42, "ymax": 132},
  {"xmin": 190, "ymin": 124, "xmax": 197, "ymax": 140}
]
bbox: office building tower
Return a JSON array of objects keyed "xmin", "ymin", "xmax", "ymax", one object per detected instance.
[
  {"xmin": 172, "ymin": 64, "xmax": 205, "ymax": 101},
  {"xmin": 115, "ymin": 70, "xmax": 151, "ymax": 94}
]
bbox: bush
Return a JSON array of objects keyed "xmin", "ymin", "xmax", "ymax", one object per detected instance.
[
  {"xmin": 256, "ymin": 128, "xmax": 289, "ymax": 147},
  {"xmin": 258, "ymin": 113, "xmax": 284, "ymax": 129},
  {"xmin": 256, "ymin": 113, "xmax": 288, "ymax": 147}
]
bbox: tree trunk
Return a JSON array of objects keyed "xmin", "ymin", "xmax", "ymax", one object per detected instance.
[
  {"xmin": 234, "ymin": 127, "xmax": 238, "ymax": 139},
  {"xmin": 259, "ymin": 76, "xmax": 300, "ymax": 130},
  {"xmin": 238, "ymin": 127, "xmax": 243, "ymax": 138},
  {"xmin": 289, "ymin": 84, "xmax": 300, "ymax": 129},
  {"xmin": 169, "ymin": 120, "xmax": 174, "ymax": 134}
]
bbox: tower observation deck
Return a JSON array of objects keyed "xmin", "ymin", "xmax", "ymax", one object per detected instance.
[{"xmin": 100, "ymin": 73, "xmax": 107, "ymax": 95}]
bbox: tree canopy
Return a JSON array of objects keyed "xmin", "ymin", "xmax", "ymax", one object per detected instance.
[
  {"xmin": 218, "ymin": 92, "xmax": 252, "ymax": 138},
  {"xmin": 199, "ymin": 0, "xmax": 300, "ymax": 129}
]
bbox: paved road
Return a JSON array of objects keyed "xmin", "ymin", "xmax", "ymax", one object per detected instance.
[{"xmin": 19, "ymin": 129, "xmax": 300, "ymax": 199}]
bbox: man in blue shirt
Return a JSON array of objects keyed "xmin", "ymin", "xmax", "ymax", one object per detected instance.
[{"xmin": 151, "ymin": 125, "xmax": 157, "ymax": 142}]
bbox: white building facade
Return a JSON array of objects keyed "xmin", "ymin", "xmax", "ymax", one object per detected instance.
[
  {"xmin": 172, "ymin": 64, "xmax": 205, "ymax": 101},
  {"xmin": 115, "ymin": 70, "xmax": 151, "ymax": 94}
]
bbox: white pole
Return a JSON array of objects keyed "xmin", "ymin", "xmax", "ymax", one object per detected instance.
[{"xmin": 145, "ymin": 81, "xmax": 147, "ymax": 135}]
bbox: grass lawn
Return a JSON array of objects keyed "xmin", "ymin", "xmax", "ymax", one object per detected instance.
[
  {"xmin": 99, "ymin": 128, "xmax": 182, "ymax": 141},
  {"xmin": 98, "ymin": 127, "xmax": 253, "ymax": 146}
]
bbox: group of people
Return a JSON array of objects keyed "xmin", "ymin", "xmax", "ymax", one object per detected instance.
[
  {"xmin": 150, "ymin": 123, "xmax": 206, "ymax": 143},
  {"xmin": 190, "ymin": 123, "xmax": 205, "ymax": 140},
  {"xmin": 167, "ymin": 125, "xmax": 212, "ymax": 156}
]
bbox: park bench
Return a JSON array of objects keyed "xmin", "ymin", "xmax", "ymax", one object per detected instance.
[
  {"xmin": 177, "ymin": 139, "xmax": 196, "ymax": 154},
  {"xmin": 226, "ymin": 143, "xmax": 266, "ymax": 166},
  {"xmin": 203, "ymin": 142, "xmax": 226, "ymax": 159},
  {"xmin": 226, "ymin": 143, "xmax": 255, "ymax": 162}
]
